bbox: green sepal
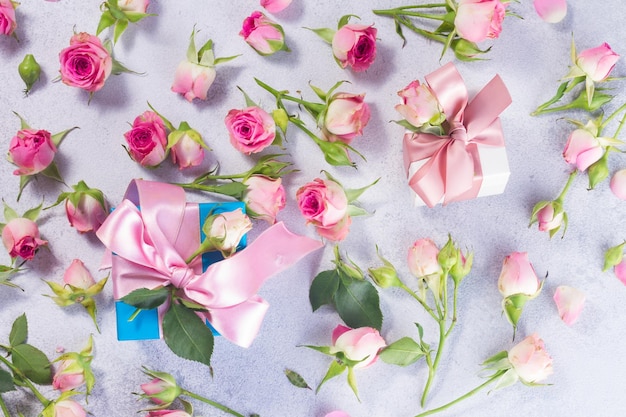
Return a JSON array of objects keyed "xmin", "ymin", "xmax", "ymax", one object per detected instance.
[
  {"xmin": 120, "ymin": 286, "xmax": 169, "ymax": 310},
  {"xmin": 162, "ymin": 301, "xmax": 214, "ymax": 367},
  {"xmin": 379, "ymin": 337, "xmax": 426, "ymax": 367},
  {"xmin": 9, "ymin": 314, "xmax": 27, "ymax": 347},
  {"xmin": 309, "ymin": 269, "xmax": 340, "ymax": 311},
  {"xmin": 315, "ymin": 360, "xmax": 345, "ymax": 394}
]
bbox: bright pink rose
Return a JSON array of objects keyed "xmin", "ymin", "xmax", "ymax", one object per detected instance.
[
  {"xmin": 124, "ymin": 111, "xmax": 168, "ymax": 167},
  {"xmin": 498, "ymin": 252, "xmax": 540, "ymax": 297},
  {"xmin": 454, "ymin": 0, "xmax": 507, "ymax": 43},
  {"xmin": 533, "ymin": 0, "xmax": 567, "ymax": 23},
  {"xmin": 395, "ymin": 80, "xmax": 444, "ymax": 128},
  {"xmin": 576, "ymin": 43, "xmax": 620, "ymax": 82},
  {"xmin": 331, "ymin": 24, "xmax": 377, "ymax": 72},
  {"xmin": 170, "ymin": 131, "xmax": 205, "ymax": 169},
  {"xmin": 535, "ymin": 202, "xmax": 564, "ymax": 233},
  {"xmin": 242, "ymin": 175, "xmax": 286, "ymax": 224},
  {"xmin": 562, "ymin": 128, "xmax": 604, "ymax": 172},
  {"xmin": 65, "ymin": 193, "xmax": 108, "ymax": 233},
  {"xmin": 59, "ymin": 32, "xmax": 112, "ymax": 93},
  {"xmin": 119, "ymin": 0, "xmax": 150, "ymax": 13},
  {"xmin": 208, "ymin": 209, "xmax": 252, "ymax": 254},
  {"xmin": 53, "ymin": 358, "xmax": 85, "ymax": 392},
  {"xmin": 225, "ymin": 106, "xmax": 276, "ymax": 154},
  {"xmin": 0, "ymin": 0, "xmax": 17, "ymax": 36},
  {"xmin": 63, "ymin": 259, "xmax": 96, "ymax": 289},
  {"xmin": 553, "ymin": 285, "xmax": 585, "ymax": 325},
  {"xmin": 610, "ymin": 169, "xmax": 626, "ymax": 200},
  {"xmin": 330, "ymin": 324, "xmax": 386, "ymax": 369},
  {"xmin": 296, "ymin": 178, "xmax": 350, "ymax": 241},
  {"xmin": 260, "ymin": 0, "xmax": 292, "ymax": 13},
  {"xmin": 1, "ymin": 217, "xmax": 47, "ymax": 260},
  {"xmin": 508, "ymin": 333, "xmax": 553, "ymax": 384},
  {"xmin": 8, "ymin": 129, "xmax": 56, "ymax": 176},
  {"xmin": 407, "ymin": 238, "xmax": 442, "ymax": 278},
  {"xmin": 49, "ymin": 400, "xmax": 86, "ymax": 417},
  {"xmin": 171, "ymin": 60, "xmax": 216, "ymax": 102},
  {"xmin": 240, "ymin": 11, "xmax": 287, "ymax": 55},
  {"xmin": 147, "ymin": 411, "xmax": 191, "ymax": 417},
  {"xmin": 323, "ymin": 92, "xmax": 370, "ymax": 144}
]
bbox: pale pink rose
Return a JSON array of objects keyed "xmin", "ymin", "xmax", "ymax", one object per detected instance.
[
  {"xmin": 454, "ymin": 0, "xmax": 507, "ymax": 43},
  {"xmin": 118, "ymin": 0, "xmax": 149, "ymax": 13},
  {"xmin": 170, "ymin": 131, "xmax": 205, "ymax": 169},
  {"xmin": 260, "ymin": 0, "xmax": 292, "ymax": 13},
  {"xmin": 147, "ymin": 411, "xmax": 191, "ymax": 417},
  {"xmin": 330, "ymin": 324, "xmax": 386, "ymax": 369},
  {"xmin": 508, "ymin": 333, "xmax": 553, "ymax": 383},
  {"xmin": 240, "ymin": 11, "xmax": 287, "ymax": 55},
  {"xmin": 0, "ymin": 0, "xmax": 17, "ymax": 36},
  {"xmin": 242, "ymin": 175, "xmax": 286, "ymax": 224},
  {"xmin": 562, "ymin": 128, "xmax": 604, "ymax": 172},
  {"xmin": 1, "ymin": 217, "xmax": 47, "ymax": 260},
  {"xmin": 63, "ymin": 259, "xmax": 96, "ymax": 289},
  {"xmin": 323, "ymin": 92, "xmax": 370, "ymax": 145},
  {"xmin": 8, "ymin": 129, "xmax": 57, "ymax": 176},
  {"xmin": 65, "ymin": 194, "xmax": 108, "ymax": 233},
  {"xmin": 331, "ymin": 24, "xmax": 377, "ymax": 72},
  {"xmin": 533, "ymin": 0, "xmax": 567, "ymax": 23},
  {"xmin": 614, "ymin": 259, "xmax": 626, "ymax": 285},
  {"xmin": 224, "ymin": 106, "xmax": 276, "ymax": 154},
  {"xmin": 59, "ymin": 32, "xmax": 112, "ymax": 93},
  {"xmin": 536, "ymin": 203, "xmax": 563, "ymax": 233},
  {"xmin": 124, "ymin": 111, "xmax": 168, "ymax": 167},
  {"xmin": 498, "ymin": 252, "xmax": 540, "ymax": 297},
  {"xmin": 325, "ymin": 412, "xmax": 350, "ymax": 417},
  {"xmin": 50, "ymin": 400, "xmax": 87, "ymax": 417},
  {"xmin": 209, "ymin": 209, "xmax": 252, "ymax": 254},
  {"xmin": 553, "ymin": 285, "xmax": 585, "ymax": 325},
  {"xmin": 407, "ymin": 238, "xmax": 442, "ymax": 278},
  {"xmin": 53, "ymin": 358, "xmax": 85, "ymax": 391},
  {"xmin": 576, "ymin": 43, "xmax": 619, "ymax": 82},
  {"xmin": 296, "ymin": 178, "xmax": 350, "ymax": 241},
  {"xmin": 610, "ymin": 169, "xmax": 626, "ymax": 200},
  {"xmin": 395, "ymin": 80, "xmax": 443, "ymax": 128},
  {"xmin": 171, "ymin": 60, "xmax": 216, "ymax": 102}
]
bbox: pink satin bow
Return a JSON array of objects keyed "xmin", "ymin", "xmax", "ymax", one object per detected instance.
[
  {"xmin": 96, "ymin": 179, "xmax": 323, "ymax": 348},
  {"xmin": 403, "ymin": 62, "xmax": 512, "ymax": 207}
]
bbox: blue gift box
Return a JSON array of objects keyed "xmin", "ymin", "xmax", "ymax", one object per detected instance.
[{"xmin": 115, "ymin": 201, "xmax": 247, "ymax": 341}]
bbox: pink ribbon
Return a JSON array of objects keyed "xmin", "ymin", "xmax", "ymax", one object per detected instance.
[
  {"xmin": 403, "ymin": 62, "xmax": 512, "ymax": 207},
  {"xmin": 96, "ymin": 179, "xmax": 323, "ymax": 348}
]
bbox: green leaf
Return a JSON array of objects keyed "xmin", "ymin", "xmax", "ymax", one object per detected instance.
[
  {"xmin": 22, "ymin": 203, "xmax": 42, "ymax": 222},
  {"xmin": 0, "ymin": 368, "xmax": 15, "ymax": 393},
  {"xmin": 50, "ymin": 126, "xmax": 79, "ymax": 148},
  {"xmin": 120, "ymin": 286, "xmax": 169, "ymax": 310},
  {"xmin": 334, "ymin": 279, "xmax": 382, "ymax": 330},
  {"xmin": 379, "ymin": 337, "xmax": 426, "ymax": 367},
  {"xmin": 316, "ymin": 360, "xmax": 345, "ymax": 393},
  {"xmin": 284, "ymin": 368, "xmax": 311, "ymax": 390},
  {"xmin": 162, "ymin": 302, "xmax": 214, "ymax": 367},
  {"xmin": 12, "ymin": 344, "xmax": 52, "ymax": 384},
  {"xmin": 9, "ymin": 314, "xmax": 27, "ymax": 347},
  {"xmin": 309, "ymin": 270, "xmax": 340, "ymax": 311}
]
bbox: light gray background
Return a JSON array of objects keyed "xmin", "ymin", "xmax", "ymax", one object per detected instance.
[{"xmin": 1, "ymin": 1, "xmax": 625, "ymax": 416}]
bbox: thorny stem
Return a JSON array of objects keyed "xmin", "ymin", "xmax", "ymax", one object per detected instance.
[{"xmin": 182, "ymin": 389, "xmax": 246, "ymax": 417}]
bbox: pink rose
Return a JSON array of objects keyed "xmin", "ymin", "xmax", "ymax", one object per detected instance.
[
  {"xmin": 208, "ymin": 209, "xmax": 252, "ymax": 254},
  {"xmin": 533, "ymin": 0, "xmax": 567, "ymax": 23},
  {"xmin": 65, "ymin": 187, "xmax": 108, "ymax": 233},
  {"xmin": 395, "ymin": 80, "xmax": 444, "ymax": 129},
  {"xmin": 1, "ymin": 217, "xmax": 47, "ymax": 260},
  {"xmin": 323, "ymin": 92, "xmax": 370, "ymax": 145},
  {"xmin": 170, "ymin": 130, "xmax": 206, "ymax": 169},
  {"xmin": 329, "ymin": 324, "xmax": 386, "ymax": 369},
  {"xmin": 225, "ymin": 106, "xmax": 276, "ymax": 154},
  {"xmin": 53, "ymin": 358, "xmax": 85, "ymax": 391},
  {"xmin": 240, "ymin": 11, "xmax": 287, "ymax": 55},
  {"xmin": 507, "ymin": 333, "xmax": 553, "ymax": 384},
  {"xmin": 296, "ymin": 178, "xmax": 351, "ymax": 241},
  {"xmin": 242, "ymin": 175, "xmax": 286, "ymax": 224},
  {"xmin": 119, "ymin": 0, "xmax": 150, "ymax": 13},
  {"xmin": 610, "ymin": 169, "xmax": 626, "ymax": 200},
  {"xmin": 498, "ymin": 252, "xmax": 540, "ymax": 297},
  {"xmin": 454, "ymin": 0, "xmax": 507, "ymax": 43},
  {"xmin": 59, "ymin": 32, "xmax": 112, "ymax": 93},
  {"xmin": 535, "ymin": 202, "xmax": 564, "ymax": 233},
  {"xmin": 562, "ymin": 128, "xmax": 604, "ymax": 172},
  {"xmin": 260, "ymin": 0, "xmax": 292, "ymax": 13},
  {"xmin": 576, "ymin": 43, "xmax": 619, "ymax": 82},
  {"xmin": 0, "ymin": 0, "xmax": 17, "ymax": 36},
  {"xmin": 148, "ymin": 411, "xmax": 191, "ymax": 417},
  {"xmin": 553, "ymin": 285, "xmax": 585, "ymax": 325},
  {"xmin": 63, "ymin": 259, "xmax": 96, "ymax": 289},
  {"xmin": 124, "ymin": 111, "xmax": 168, "ymax": 167},
  {"xmin": 407, "ymin": 238, "xmax": 442, "ymax": 278},
  {"xmin": 171, "ymin": 60, "xmax": 216, "ymax": 102},
  {"xmin": 8, "ymin": 129, "xmax": 56, "ymax": 176},
  {"xmin": 331, "ymin": 24, "xmax": 377, "ymax": 72},
  {"xmin": 49, "ymin": 400, "xmax": 87, "ymax": 417}
]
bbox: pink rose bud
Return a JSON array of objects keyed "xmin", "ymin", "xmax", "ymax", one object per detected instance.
[
  {"xmin": 208, "ymin": 209, "xmax": 252, "ymax": 254},
  {"xmin": 325, "ymin": 412, "xmax": 351, "ymax": 417},
  {"xmin": 59, "ymin": 32, "xmax": 113, "ymax": 93},
  {"xmin": 498, "ymin": 252, "xmax": 541, "ymax": 297},
  {"xmin": 48, "ymin": 400, "xmax": 87, "ymax": 417},
  {"xmin": 610, "ymin": 169, "xmax": 626, "ymax": 200},
  {"xmin": 242, "ymin": 175, "xmax": 286, "ymax": 224},
  {"xmin": 124, "ymin": 110, "xmax": 168, "ymax": 167},
  {"xmin": 0, "ymin": 0, "xmax": 17, "ymax": 36},
  {"xmin": 171, "ymin": 60, "xmax": 216, "ymax": 102},
  {"xmin": 118, "ymin": 0, "xmax": 150, "ymax": 13},
  {"xmin": 8, "ymin": 129, "xmax": 57, "ymax": 176},
  {"xmin": 53, "ymin": 358, "xmax": 86, "ymax": 391},
  {"xmin": 507, "ymin": 333, "xmax": 554, "ymax": 384},
  {"xmin": 614, "ymin": 259, "xmax": 626, "ymax": 286},
  {"xmin": 407, "ymin": 238, "xmax": 442, "ymax": 278},
  {"xmin": 553, "ymin": 285, "xmax": 585, "ymax": 325},
  {"xmin": 296, "ymin": 178, "xmax": 351, "ymax": 241},
  {"xmin": 240, "ymin": 11, "xmax": 288, "ymax": 56},
  {"xmin": 454, "ymin": 0, "xmax": 507, "ymax": 43},
  {"xmin": 533, "ymin": 0, "xmax": 567, "ymax": 23},
  {"xmin": 562, "ymin": 128, "xmax": 604, "ymax": 172},
  {"xmin": 147, "ymin": 411, "xmax": 191, "ymax": 417},
  {"xmin": 331, "ymin": 24, "xmax": 377, "ymax": 72},
  {"xmin": 224, "ymin": 106, "xmax": 276, "ymax": 154},
  {"xmin": 323, "ymin": 92, "xmax": 370, "ymax": 145},
  {"xmin": 65, "ymin": 185, "xmax": 108, "ymax": 233},
  {"xmin": 535, "ymin": 202, "xmax": 564, "ymax": 233},
  {"xmin": 576, "ymin": 43, "xmax": 619, "ymax": 82},
  {"xmin": 169, "ymin": 128, "xmax": 207, "ymax": 169},
  {"xmin": 330, "ymin": 324, "xmax": 386, "ymax": 369},
  {"xmin": 1, "ymin": 217, "xmax": 47, "ymax": 260},
  {"xmin": 260, "ymin": 0, "xmax": 292, "ymax": 14},
  {"xmin": 63, "ymin": 259, "xmax": 96, "ymax": 289},
  {"xmin": 395, "ymin": 80, "xmax": 444, "ymax": 129}
]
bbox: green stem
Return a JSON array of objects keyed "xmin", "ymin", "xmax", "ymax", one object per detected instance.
[
  {"xmin": 602, "ymin": 102, "xmax": 626, "ymax": 131},
  {"xmin": 182, "ymin": 389, "xmax": 245, "ymax": 417},
  {"xmin": 399, "ymin": 283, "xmax": 438, "ymax": 321},
  {"xmin": 0, "ymin": 396, "xmax": 10, "ymax": 417},
  {"xmin": 373, "ymin": 4, "xmax": 447, "ymax": 15},
  {"xmin": 556, "ymin": 171, "xmax": 577, "ymax": 202},
  {"xmin": 415, "ymin": 372, "xmax": 502, "ymax": 417},
  {"xmin": 420, "ymin": 318, "xmax": 446, "ymax": 407}
]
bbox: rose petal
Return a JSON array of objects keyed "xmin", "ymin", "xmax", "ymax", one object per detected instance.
[
  {"xmin": 610, "ymin": 169, "xmax": 626, "ymax": 200},
  {"xmin": 533, "ymin": 0, "xmax": 567, "ymax": 23},
  {"xmin": 553, "ymin": 285, "xmax": 585, "ymax": 325}
]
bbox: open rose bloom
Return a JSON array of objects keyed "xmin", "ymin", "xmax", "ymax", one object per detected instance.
[
  {"xmin": 8, "ymin": 129, "xmax": 57, "ymax": 176},
  {"xmin": 0, "ymin": 0, "xmax": 17, "ymax": 36},
  {"xmin": 59, "ymin": 32, "xmax": 112, "ymax": 93},
  {"xmin": 454, "ymin": 0, "xmax": 507, "ymax": 43},
  {"xmin": 225, "ymin": 106, "xmax": 276, "ymax": 154},
  {"xmin": 124, "ymin": 110, "xmax": 168, "ymax": 167},
  {"xmin": 331, "ymin": 24, "xmax": 377, "ymax": 72},
  {"xmin": 296, "ymin": 178, "xmax": 351, "ymax": 241},
  {"xmin": 2, "ymin": 217, "xmax": 47, "ymax": 260}
]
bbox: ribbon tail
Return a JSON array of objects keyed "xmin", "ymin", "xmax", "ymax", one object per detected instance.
[{"xmin": 202, "ymin": 296, "xmax": 270, "ymax": 348}]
